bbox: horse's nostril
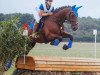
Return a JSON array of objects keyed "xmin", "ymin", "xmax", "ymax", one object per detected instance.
[
  {"xmin": 73, "ymin": 28, "xmax": 77, "ymax": 31},
  {"xmin": 72, "ymin": 26, "xmax": 78, "ymax": 31}
]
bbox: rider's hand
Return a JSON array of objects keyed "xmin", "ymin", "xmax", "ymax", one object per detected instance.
[{"xmin": 48, "ymin": 12, "xmax": 53, "ymax": 15}]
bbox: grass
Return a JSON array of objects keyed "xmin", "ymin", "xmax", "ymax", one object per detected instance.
[
  {"xmin": 4, "ymin": 42, "xmax": 100, "ymax": 75},
  {"xmin": 4, "ymin": 66, "xmax": 15, "ymax": 75},
  {"xmin": 29, "ymin": 42, "xmax": 100, "ymax": 58}
]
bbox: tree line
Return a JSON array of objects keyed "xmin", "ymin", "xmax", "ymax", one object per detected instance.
[{"xmin": 0, "ymin": 13, "xmax": 100, "ymax": 42}]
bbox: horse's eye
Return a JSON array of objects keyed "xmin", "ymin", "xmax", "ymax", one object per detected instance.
[{"xmin": 72, "ymin": 13, "xmax": 75, "ymax": 17}]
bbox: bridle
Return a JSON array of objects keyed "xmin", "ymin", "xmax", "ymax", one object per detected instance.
[{"xmin": 67, "ymin": 11, "xmax": 77, "ymax": 23}]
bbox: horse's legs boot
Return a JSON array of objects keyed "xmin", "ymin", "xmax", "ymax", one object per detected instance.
[
  {"xmin": 68, "ymin": 38, "xmax": 73, "ymax": 48},
  {"xmin": 50, "ymin": 36, "xmax": 62, "ymax": 46},
  {"xmin": 61, "ymin": 31, "xmax": 73, "ymax": 50}
]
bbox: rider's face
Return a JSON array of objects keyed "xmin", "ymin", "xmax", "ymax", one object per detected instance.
[{"xmin": 47, "ymin": 1, "xmax": 52, "ymax": 6}]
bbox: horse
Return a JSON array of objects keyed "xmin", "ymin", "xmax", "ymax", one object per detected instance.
[{"xmin": 27, "ymin": 5, "xmax": 82, "ymax": 50}]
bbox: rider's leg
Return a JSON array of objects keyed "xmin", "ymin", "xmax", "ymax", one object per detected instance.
[
  {"xmin": 32, "ymin": 14, "xmax": 40, "ymax": 37},
  {"xmin": 33, "ymin": 9, "xmax": 40, "ymax": 33},
  {"xmin": 33, "ymin": 22, "xmax": 39, "ymax": 33},
  {"xmin": 32, "ymin": 22, "xmax": 39, "ymax": 38}
]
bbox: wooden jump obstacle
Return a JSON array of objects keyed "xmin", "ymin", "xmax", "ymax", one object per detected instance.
[{"xmin": 15, "ymin": 56, "xmax": 100, "ymax": 72}]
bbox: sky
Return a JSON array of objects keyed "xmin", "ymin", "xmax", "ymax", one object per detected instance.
[{"xmin": 0, "ymin": 0, "xmax": 100, "ymax": 18}]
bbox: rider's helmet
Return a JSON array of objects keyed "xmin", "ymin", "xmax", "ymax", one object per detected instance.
[
  {"xmin": 45, "ymin": 0, "xmax": 53, "ymax": 2},
  {"xmin": 45, "ymin": 0, "xmax": 53, "ymax": 5}
]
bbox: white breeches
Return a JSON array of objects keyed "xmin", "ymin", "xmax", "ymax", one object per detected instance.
[{"xmin": 33, "ymin": 9, "xmax": 41, "ymax": 23}]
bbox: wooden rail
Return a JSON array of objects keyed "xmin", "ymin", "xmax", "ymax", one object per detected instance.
[{"xmin": 15, "ymin": 56, "xmax": 100, "ymax": 71}]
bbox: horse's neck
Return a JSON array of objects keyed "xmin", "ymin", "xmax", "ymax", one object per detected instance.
[{"xmin": 54, "ymin": 9, "xmax": 69, "ymax": 25}]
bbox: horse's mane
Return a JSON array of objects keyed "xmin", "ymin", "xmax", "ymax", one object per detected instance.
[{"xmin": 53, "ymin": 6, "xmax": 71, "ymax": 13}]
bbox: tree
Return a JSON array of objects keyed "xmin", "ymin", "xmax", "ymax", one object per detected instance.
[
  {"xmin": 0, "ymin": 17, "xmax": 32, "ymax": 75},
  {"xmin": 0, "ymin": 13, "xmax": 4, "ymax": 21}
]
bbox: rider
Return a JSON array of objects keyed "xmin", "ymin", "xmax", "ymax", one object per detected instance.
[{"xmin": 33, "ymin": 0, "xmax": 54, "ymax": 36}]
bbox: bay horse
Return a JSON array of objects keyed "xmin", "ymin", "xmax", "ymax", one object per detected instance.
[{"xmin": 27, "ymin": 5, "xmax": 82, "ymax": 50}]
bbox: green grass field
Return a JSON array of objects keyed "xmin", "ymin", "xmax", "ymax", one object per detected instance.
[
  {"xmin": 29, "ymin": 42, "xmax": 100, "ymax": 58},
  {"xmin": 4, "ymin": 42, "xmax": 100, "ymax": 75}
]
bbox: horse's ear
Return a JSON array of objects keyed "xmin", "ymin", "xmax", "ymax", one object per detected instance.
[
  {"xmin": 72, "ymin": 5, "xmax": 76, "ymax": 10},
  {"xmin": 72, "ymin": 5, "xmax": 82, "ymax": 17},
  {"xmin": 72, "ymin": 5, "xmax": 82, "ymax": 12},
  {"xmin": 76, "ymin": 6, "xmax": 82, "ymax": 12}
]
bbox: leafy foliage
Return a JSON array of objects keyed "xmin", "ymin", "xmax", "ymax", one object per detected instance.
[{"xmin": 0, "ymin": 16, "xmax": 32, "ymax": 74}]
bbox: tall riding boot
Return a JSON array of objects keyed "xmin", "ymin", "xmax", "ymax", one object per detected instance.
[
  {"xmin": 33, "ymin": 23, "xmax": 39, "ymax": 32},
  {"xmin": 32, "ymin": 23, "xmax": 39, "ymax": 38}
]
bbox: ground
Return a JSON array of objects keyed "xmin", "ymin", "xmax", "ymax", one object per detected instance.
[
  {"xmin": 4, "ymin": 42, "xmax": 100, "ymax": 75},
  {"xmin": 29, "ymin": 42, "xmax": 100, "ymax": 58}
]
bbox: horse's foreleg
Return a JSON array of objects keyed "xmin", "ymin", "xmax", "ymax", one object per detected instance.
[
  {"xmin": 50, "ymin": 37, "xmax": 62, "ymax": 46},
  {"xmin": 49, "ymin": 33, "xmax": 62, "ymax": 46},
  {"xmin": 61, "ymin": 31, "xmax": 73, "ymax": 50}
]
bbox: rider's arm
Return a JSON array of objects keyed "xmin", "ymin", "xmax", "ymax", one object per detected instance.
[
  {"xmin": 39, "ymin": 4, "xmax": 51, "ymax": 17},
  {"xmin": 39, "ymin": 10, "xmax": 49, "ymax": 17}
]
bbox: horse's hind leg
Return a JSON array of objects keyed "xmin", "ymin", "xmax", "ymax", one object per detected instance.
[{"xmin": 61, "ymin": 31, "xmax": 73, "ymax": 50}]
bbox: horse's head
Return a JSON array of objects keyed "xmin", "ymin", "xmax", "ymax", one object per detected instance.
[{"xmin": 66, "ymin": 5, "xmax": 82, "ymax": 31}]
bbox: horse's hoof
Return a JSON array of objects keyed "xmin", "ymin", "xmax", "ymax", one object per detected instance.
[
  {"xmin": 50, "ymin": 41, "xmax": 54, "ymax": 45},
  {"xmin": 63, "ymin": 44, "xmax": 69, "ymax": 50}
]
